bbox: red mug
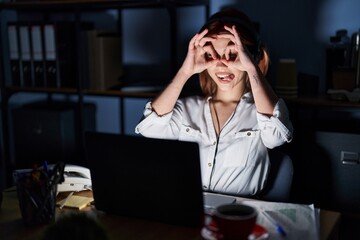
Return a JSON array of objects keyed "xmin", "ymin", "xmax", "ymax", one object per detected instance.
[{"xmin": 204, "ymin": 203, "xmax": 257, "ymax": 240}]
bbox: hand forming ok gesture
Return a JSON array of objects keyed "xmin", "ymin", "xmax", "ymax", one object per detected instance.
[
  {"xmin": 218, "ymin": 25, "xmax": 257, "ymax": 72},
  {"xmin": 180, "ymin": 29, "xmax": 219, "ymax": 77}
]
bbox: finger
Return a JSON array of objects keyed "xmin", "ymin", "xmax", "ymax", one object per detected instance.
[
  {"xmin": 225, "ymin": 46, "xmax": 233, "ymax": 60},
  {"xmin": 224, "ymin": 25, "xmax": 238, "ymax": 39},
  {"xmin": 195, "ymin": 28, "xmax": 208, "ymax": 46},
  {"xmin": 224, "ymin": 25, "xmax": 242, "ymax": 46},
  {"xmin": 188, "ymin": 33, "xmax": 199, "ymax": 50},
  {"xmin": 198, "ymin": 28, "xmax": 209, "ymax": 38},
  {"xmin": 226, "ymin": 45, "xmax": 237, "ymax": 52},
  {"xmin": 224, "ymin": 46, "xmax": 231, "ymax": 60},
  {"xmin": 205, "ymin": 58, "xmax": 220, "ymax": 68},
  {"xmin": 198, "ymin": 36, "xmax": 217, "ymax": 47},
  {"xmin": 232, "ymin": 26, "xmax": 243, "ymax": 46},
  {"xmin": 219, "ymin": 59, "xmax": 230, "ymax": 67},
  {"xmin": 224, "ymin": 25, "xmax": 235, "ymax": 34},
  {"xmin": 225, "ymin": 45, "xmax": 238, "ymax": 59},
  {"xmin": 203, "ymin": 45, "xmax": 218, "ymax": 59},
  {"xmin": 217, "ymin": 33, "xmax": 236, "ymax": 43}
]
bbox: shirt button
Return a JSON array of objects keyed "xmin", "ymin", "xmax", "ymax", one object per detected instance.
[
  {"xmin": 213, "ymin": 141, "xmax": 216, "ymax": 145},
  {"xmin": 247, "ymin": 132, "xmax": 251, "ymax": 136},
  {"xmin": 186, "ymin": 128, "xmax": 190, "ymax": 132},
  {"xmin": 203, "ymin": 185, "xmax": 208, "ymax": 189},
  {"xmin": 208, "ymin": 163, "xmax": 212, "ymax": 167}
]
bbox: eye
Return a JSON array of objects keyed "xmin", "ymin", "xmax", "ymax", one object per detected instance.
[
  {"xmin": 205, "ymin": 52, "xmax": 213, "ymax": 61},
  {"xmin": 229, "ymin": 53, "xmax": 237, "ymax": 61}
]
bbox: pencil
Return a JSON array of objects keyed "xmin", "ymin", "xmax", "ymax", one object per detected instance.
[{"xmin": 59, "ymin": 191, "xmax": 74, "ymax": 209}]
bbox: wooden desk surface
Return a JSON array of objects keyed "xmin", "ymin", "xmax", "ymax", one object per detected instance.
[
  {"xmin": 0, "ymin": 188, "xmax": 201, "ymax": 240},
  {"xmin": 0, "ymin": 188, "xmax": 340, "ymax": 240}
]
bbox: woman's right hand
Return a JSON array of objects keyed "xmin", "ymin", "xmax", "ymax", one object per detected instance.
[
  {"xmin": 179, "ymin": 29, "xmax": 219, "ymax": 78},
  {"xmin": 151, "ymin": 29, "xmax": 218, "ymax": 115}
]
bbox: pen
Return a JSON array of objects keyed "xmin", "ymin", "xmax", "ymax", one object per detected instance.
[
  {"xmin": 43, "ymin": 160, "xmax": 49, "ymax": 174},
  {"xmin": 59, "ymin": 191, "xmax": 74, "ymax": 209},
  {"xmin": 262, "ymin": 211, "xmax": 287, "ymax": 238}
]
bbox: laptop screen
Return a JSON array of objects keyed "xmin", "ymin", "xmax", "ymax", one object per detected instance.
[{"xmin": 84, "ymin": 132, "xmax": 204, "ymax": 227}]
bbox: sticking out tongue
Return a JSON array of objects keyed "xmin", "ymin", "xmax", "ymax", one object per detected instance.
[{"xmin": 217, "ymin": 74, "xmax": 235, "ymax": 81}]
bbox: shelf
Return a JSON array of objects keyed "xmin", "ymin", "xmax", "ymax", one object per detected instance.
[
  {"xmin": 285, "ymin": 96, "xmax": 360, "ymax": 109},
  {"xmin": 0, "ymin": 0, "xmax": 210, "ymax": 189},
  {"xmin": 3, "ymin": 86, "xmax": 203, "ymax": 99},
  {"xmin": 284, "ymin": 96, "xmax": 360, "ymax": 135},
  {"xmin": 2, "ymin": 86, "xmax": 159, "ymax": 99},
  {"xmin": 4, "ymin": 86, "xmax": 79, "ymax": 94},
  {"xmin": 0, "ymin": 0, "xmax": 210, "ymax": 11},
  {"xmin": 85, "ymin": 89, "xmax": 158, "ymax": 98}
]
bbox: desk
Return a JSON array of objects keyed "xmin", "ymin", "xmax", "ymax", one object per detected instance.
[
  {"xmin": 285, "ymin": 96, "xmax": 360, "ymax": 109},
  {"xmin": 284, "ymin": 96, "xmax": 360, "ymax": 133},
  {"xmin": 0, "ymin": 188, "xmax": 340, "ymax": 240}
]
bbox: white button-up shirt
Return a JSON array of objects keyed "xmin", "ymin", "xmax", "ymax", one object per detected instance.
[{"xmin": 135, "ymin": 92, "xmax": 293, "ymax": 196}]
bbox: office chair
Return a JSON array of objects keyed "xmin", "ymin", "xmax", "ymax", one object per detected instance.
[{"xmin": 259, "ymin": 149, "xmax": 294, "ymax": 202}]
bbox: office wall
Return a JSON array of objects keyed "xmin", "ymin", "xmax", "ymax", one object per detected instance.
[
  {"xmin": 214, "ymin": 0, "xmax": 360, "ymax": 93},
  {"xmin": 118, "ymin": 0, "xmax": 360, "ymax": 137},
  {"xmin": 2, "ymin": 1, "xmax": 360, "ymax": 198},
  {"xmin": 5, "ymin": 0, "xmax": 360, "ymax": 134}
]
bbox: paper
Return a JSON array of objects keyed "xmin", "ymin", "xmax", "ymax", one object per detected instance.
[
  {"xmin": 241, "ymin": 200, "xmax": 319, "ymax": 240},
  {"xmin": 56, "ymin": 195, "xmax": 94, "ymax": 210}
]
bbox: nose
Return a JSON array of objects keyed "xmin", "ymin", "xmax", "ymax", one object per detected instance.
[{"xmin": 216, "ymin": 59, "xmax": 227, "ymax": 67}]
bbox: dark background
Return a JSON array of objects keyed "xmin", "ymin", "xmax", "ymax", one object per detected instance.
[{"xmin": 0, "ymin": 0, "xmax": 359, "ymax": 215}]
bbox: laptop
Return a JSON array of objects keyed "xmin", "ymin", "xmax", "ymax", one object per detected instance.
[{"xmin": 84, "ymin": 132, "xmax": 205, "ymax": 227}]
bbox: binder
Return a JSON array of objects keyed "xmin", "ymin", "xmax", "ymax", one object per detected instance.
[
  {"xmin": 30, "ymin": 24, "xmax": 45, "ymax": 87},
  {"xmin": 43, "ymin": 23, "xmax": 59, "ymax": 88},
  {"xmin": 87, "ymin": 30, "xmax": 123, "ymax": 90},
  {"xmin": 19, "ymin": 23, "xmax": 33, "ymax": 87},
  {"xmin": 44, "ymin": 22, "xmax": 93, "ymax": 89},
  {"xmin": 7, "ymin": 23, "xmax": 21, "ymax": 86}
]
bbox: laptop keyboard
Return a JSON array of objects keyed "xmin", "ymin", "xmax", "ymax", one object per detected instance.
[{"xmin": 203, "ymin": 192, "xmax": 236, "ymax": 210}]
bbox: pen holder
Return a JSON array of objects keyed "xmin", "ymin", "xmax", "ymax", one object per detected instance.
[{"xmin": 13, "ymin": 162, "xmax": 65, "ymax": 226}]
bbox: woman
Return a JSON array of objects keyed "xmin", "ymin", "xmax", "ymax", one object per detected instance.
[{"xmin": 135, "ymin": 8, "xmax": 293, "ymax": 197}]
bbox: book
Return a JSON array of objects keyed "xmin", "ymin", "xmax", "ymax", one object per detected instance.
[
  {"xmin": 19, "ymin": 23, "xmax": 33, "ymax": 87},
  {"xmin": 7, "ymin": 23, "xmax": 21, "ymax": 86},
  {"xmin": 30, "ymin": 24, "xmax": 46, "ymax": 87},
  {"xmin": 56, "ymin": 195, "xmax": 94, "ymax": 210},
  {"xmin": 43, "ymin": 23, "xmax": 59, "ymax": 88},
  {"xmin": 87, "ymin": 30, "xmax": 122, "ymax": 90}
]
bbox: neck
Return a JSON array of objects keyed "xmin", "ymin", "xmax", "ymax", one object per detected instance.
[
  {"xmin": 213, "ymin": 88, "xmax": 245, "ymax": 104},
  {"xmin": 211, "ymin": 93, "xmax": 242, "ymax": 138}
]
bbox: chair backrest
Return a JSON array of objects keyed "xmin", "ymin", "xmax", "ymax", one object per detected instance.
[{"xmin": 260, "ymin": 149, "xmax": 294, "ymax": 202}]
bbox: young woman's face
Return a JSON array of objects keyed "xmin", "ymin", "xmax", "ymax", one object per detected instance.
[{"xmin": 205, "ymin": 35, "xmax": 245, "ymax": 92}]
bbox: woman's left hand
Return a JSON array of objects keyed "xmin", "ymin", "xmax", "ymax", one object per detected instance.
[{"xmin": 218, "ymin": 25, "xmax": 255, "ymax": 72}]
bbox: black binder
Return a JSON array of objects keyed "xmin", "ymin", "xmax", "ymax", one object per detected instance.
[{"xmin": 43, "ymin": 22, "xmax": 93, "ymax": 88}]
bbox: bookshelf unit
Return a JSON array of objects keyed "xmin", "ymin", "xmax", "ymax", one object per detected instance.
[{"xmin": 0, "ymin": 0, "xmax": 210, "ymax": 188}]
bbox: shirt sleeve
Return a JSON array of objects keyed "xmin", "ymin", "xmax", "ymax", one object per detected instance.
[
  {"xmin": 134, "ymin": 101, "xmax": 178, "ymax": 139},
  {"xmin": 256, "ymin": 98, "xmax": 294, "ymax": 148}
]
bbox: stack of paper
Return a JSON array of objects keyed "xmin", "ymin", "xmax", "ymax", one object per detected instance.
[
  {"xmin": 57, "ymin": 195, "xmax": 94, "ymax": 210},
  {"xmin": 241, "ymin": 200, "xmax": 319, "ymax": 240}
]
